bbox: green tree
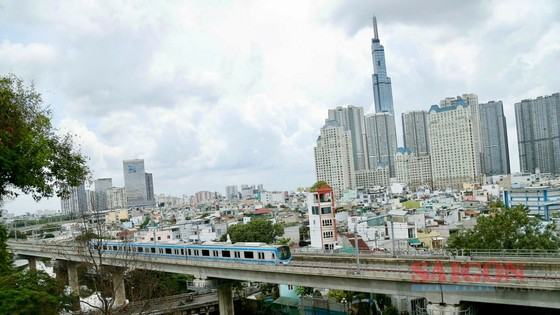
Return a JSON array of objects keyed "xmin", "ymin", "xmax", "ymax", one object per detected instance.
[
  {"xmin": 220, "ymin": 220, "xmax": 284, "ymax": 243},
  {"xmin": 294, "ymin": 286, "xmax": 314, "ymax": 297},
  {"xmin": 0, "ymin": 74, "xmax": 89, "ymax": 202},
  {"xmin": 327, "ymin": 289, "xmax": 354, "ymax": 303},
  {"xmin": 0, "ymin": 224, "xmax": 11, "ymax": 274},
  {"xmin": 310, "ymin": 180, "xmax": 329, "ymax": 192},
  {"xmin": 448, "ymin": 205, "xmax": 559, "ymax": 250}
]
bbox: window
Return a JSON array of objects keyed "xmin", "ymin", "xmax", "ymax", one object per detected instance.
[
  {"xmin": 150, "ymin": 237, "xmax": 154, "ymax": 241},
  {"xmin": 222, "ymin": 250, "xmax": 231, "ymax": 258},
  {"xmin": 157, "ymin": 236, "xmax": 161, "ymax": 240},
  {"xmin": 165, "ymin": 248, "xmax": 172, "ymax": 254},
  {"xmin": 213, "ymin": 250, "xmax": 219, "ymax": 257},
  {"xmin": 159, "ymin": 248, "xmax": 164, "ymax": 254},
  {"xmin": 151, "ymin": 247, "xmax": 156, "ymax": 253},
  {"xmin": 258, "ymin": 252, "xmax": 265, "ymax": 259},
  {"xmin": 181, "ymin": 249, "xmax": 184, "ymax": 255},
  {"xmin": 244, "ymin": 251, "xmax": 254, "ymax": 259},
  {"xmin": 188, "ymin": 249, "xmax": 192, "ymax": 256},
  {"xmin": 234, "ymin": 251, "xmax": 241, "ymax": 258},
  {"xmin": 113, "ymin": 246, "xmax": 117, "ymax": 251},
  {"xmin": 202, "ymin": 250, "xmax": 210, "ymax": 256},
  {"xmin": 167, "ymin": 235, "xmax": 170, "ymax": 239},
  {"xmin": 138, "ymin": 247, "xmax": 143, "ymax": 253},
  {"xmin": 311, "ymin": 206, "xmax": 319, "ymax": 215},
  {"xmin": 323, "ymin": 231, "xmax": 334, "ymax": 239},
  {"xmin": 321, "ymin": 207, "xmax": 332, "ymax": 214},
  {"xmin": 322, "ymin": 219, "xmax": 332, "ymax": 226},
  {"xmin": 102, "ymin": 245, "xmax": 107, "ymax": 250},
  {"xmin": 194, "ymin": 249, "xmax": 200, "ymax": 256},
  {"xmin": 288, "ymin": 285, "xmax": 294, "ymax": 290}
]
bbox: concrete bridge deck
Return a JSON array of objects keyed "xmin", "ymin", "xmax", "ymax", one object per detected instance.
[{"xmin": 9, "ymin": 240, "xmax": 560, "ymax": 310}]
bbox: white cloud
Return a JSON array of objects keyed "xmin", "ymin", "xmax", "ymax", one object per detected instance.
[{"xmin": 1, "ymin": 0, "xmax": 559, "ymax": 214}]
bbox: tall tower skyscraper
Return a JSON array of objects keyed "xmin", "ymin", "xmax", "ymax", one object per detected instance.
[
  {"xmin": 479, "ymin": 101, "xmax": 510, "ymax": 175},
  {"xmin": 314, "ymin": 119, "xmax": 356, "ymax": 199},
  {"xmin": 515, "ymin": 93, "xmax": 560, "ymax": 174},
  {"xmin": 402, "ymin": 110, "xmax": 429, "ymax": 155},
  {"xmin": 364, "ymin": 112, "xmax": 397, "ymax": 177},
  {"xmin": 328, "ymin": 106, "xmax": 368, "ymax": 170},
  {"xmin": 371, "ymin": 16, "xmax": 394, "ymax": 115},
  {"xmin": 94, "ymin": 178, "xmax": 113, "ymax": 211},
  {"xmin": 123, "ymin": 159, "xmax": 155, "ymax": 208}
]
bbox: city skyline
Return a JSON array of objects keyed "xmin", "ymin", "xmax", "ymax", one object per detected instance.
[{"xmin": 2, "ymin": 1, "xmax": 560, "ymax": 214}]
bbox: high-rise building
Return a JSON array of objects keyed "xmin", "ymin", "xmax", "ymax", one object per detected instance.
[
  {"xmin": 314, "ymin": 119, "xmax": 355, "ymax": 199},
  {"xmin": 394, "ymin": 148, "xmax": 433, "ymax": 191},
  {"xmin": 355, "ymin": 167, "xmax": 389, "ymax": 191},
  {"xmin": 107, "ymin": 187, "xmax": 126, "ymax": 209},
  {"xmin": 364, "ymin": 113, "xmax": 397, "ymax": 177},
  {"xmin": 479, "ymin": 101, "xmax": 510, "ymax": 175},
  {"xmin": 307, "ymin": 185, "xmax": 337, "ymax": 250},
  {"xmin": 428, "ymin": 101, "xmax": 479, "ymax": 189},
  {"xmin": 225, "ymin": 185, "xmax": 239, "ymax": 200},
  {"xmin": 328, "ymin": 106, "xmax": 368, "ymax": 170},
  {"xmin": 515, "ymin": 93, "xmax": 560, "ymax": 174},
  {"xmin": 94, "ymin": 178, "xmax": 112, "ymax": 211},
  {"xmin": 402, "ymin": 111, "xmax": 429, "ymax": 155},
  {"xmin": 60, "ymin": 183, "xmax": 88, "ymax": 215},
  {"xmin": 123, "ymin": 159, "xmax": 155, "ymax": 208},
  {"xmin": 145, "ymin": 173, "xmax": 154, "ymax": 202},
  {"xmin": 371, "ymin": 16, "xmax": 394, "ymax": 115}
]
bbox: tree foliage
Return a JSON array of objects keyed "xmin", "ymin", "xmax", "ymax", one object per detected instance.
[
  {"xmin": 327, "ymin": 289, "xmax": 354, "ymax": 303},
  {"xmin": 310, "ymin": 180, "xmax": 330, "ymax": 192},
  {"xmin": 221, "ymin": 220, "xmax": 284, "ymax": 244},
  {"xmin": 0, "ymin": 74, "xmax": 89, "ymax": 202},
  {"xmin": 294, "ymin": 286, "xmax": 315, "ymax": 297},
  {"xmin": 448, "ymin": 205, "xmax": 559, "ymax": 250}
]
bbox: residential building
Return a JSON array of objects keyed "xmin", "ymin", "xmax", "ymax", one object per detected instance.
[
  {"xmin": 328, "ymin": 105, "xmax": 368, "ymax": 170},
  {"xmin": 60, "ymin": 183, "xmax": 88, "ymax": 215},
  {"xmin": 394, "ymin": 148, "xmax": 432, "ymax": 191},
  {"xmin": 193, "ymin": 191, "xmax": 219, "ymax": 205},
  {"xmin": 107, "ymin": 187, "xmax": 126, "ymax": 209},
  {"xmin": 307, "ymin": 185, "xmax": 337, "ymax": 250},
  {"xmin": 402, "ymin": 111, "xmax": 429, "ymax": 155},
  {"xmin": 355, "ymin": 167, "xmax": 390, "ymax": 190},
  {"xmin": 371, "ymin": 17, "xmax": 394, "ymax": 115},
  {"xmin": 365, "ymin": 113, "xmax": 397, "ymax": 177},
  {"xmin": 225, "ymin": 185, "xmax": 239, "ymax": 200},
  {"xmin": 261, "ymin": 191, "xmax": 287, "ymax": 205},
  {"xmin": 428, "ymin": 100, "xmax": 479, "ymax": 190},
  {"xmin": 314, "ymin": 119, "xmax": 355, "ymax": 199},
  {"xmin": 94, "ymin": 178, "xmax": 113, "ymax": 211},
  {"xmin": 479, "ymin": 101, "xmax": 510, "ymax": 175},
  {"xmin": 515, "ymin": 93, "xmax": 560, "ymax": 174},
  {"xmin": 123, "ymin": 159, "xmax": 155, "ymax": 207}
]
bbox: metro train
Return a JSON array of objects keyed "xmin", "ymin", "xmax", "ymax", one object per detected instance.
[{"xmin": 92, "ymin": 240, "xmax": 293, "ymax": 265}]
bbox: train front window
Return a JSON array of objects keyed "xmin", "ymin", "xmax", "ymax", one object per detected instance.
[{"xmin": 278, "ymin": 246, "xmax": 291, "ymax": 260}]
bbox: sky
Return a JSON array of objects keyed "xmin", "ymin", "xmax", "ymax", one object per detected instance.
[{"xmin": 1, "ymin": 0, "xmax": 559, "ymax": 215}]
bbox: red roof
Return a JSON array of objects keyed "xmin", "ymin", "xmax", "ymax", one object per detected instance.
[
  {"xmin": 346, "ymin": 233, "xmax": 370, "ymax": 250},
  {"xmin": 254, "ymin": 208, "xmax": 273, "ymax": 215}
]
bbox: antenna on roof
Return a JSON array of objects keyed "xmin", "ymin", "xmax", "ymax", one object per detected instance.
[{"xmin": 373, "ymin": 16, "xmax": 379, "ymax": 40}]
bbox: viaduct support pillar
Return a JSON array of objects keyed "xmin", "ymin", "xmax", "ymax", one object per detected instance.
[
  {"xmin": 27, "ymin": 256, "xmax": 37, "ymax": 272},
  {"xmin": 111, "ymin": 268, "xmax": 127, "ymax": 307},
  {"xmin": 67, "ymin": 262, "xmax": 80, "ymax": 294},
  {"xmin": 426, "ymin": 302, "xmax": 462, "ymax": 315},
  {"xmin": 217, "ymin": 281, "xmax": 235, "ymax": 315},
  {"xmin": 54, "ymin": 260, "xmax": 68, "ymax": 286}
]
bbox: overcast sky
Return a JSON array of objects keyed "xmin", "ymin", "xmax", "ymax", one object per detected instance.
[{"xmin": 2, "ymin": 0, "xmax": 559, "ymax": 215}]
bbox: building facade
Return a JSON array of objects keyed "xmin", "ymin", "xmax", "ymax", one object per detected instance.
[
  {"xmin": 355, "ymin": 167, "xmax": 390, "ymax": 191},
  {"xmin": 60, "ymin": 183, "xmax": 88, "ymax": 215},
  {"xmin": 402, "ymin": 111, "xmax": 429, "ymax": 155},
  {"xmin": 145, "ymin": 173, "xmax": 155, "ymax": 203},
  {"xmin": 94, "ymin": 178, "xmax": 113, "ymax": 211},
  {"xmin": 365, "ymin": 113, "xmax": 397, "ymax": 177},
  {"xmin": 479, "ymin": 101, "xmax": 510, "ymax": 175},
  {"xmin": 515, "ymin": 93, "xmax": 560, "ymax": 174},
  {"xmin": 314, "ymin": 120, "xmax": 355, "ymax": 199},
  {"xmin": 428, "ymin": 101, "xmax": 479, "ymax": 189},
  {"xmin": 107, "ymin": 187, "xmax": 126, "ymax": 210},
  {"xmin": 307, "ymin": 185, "xmax": 337, "ymax": 250},
  {"xmin": 225, "ymin": 185, "xmax": 239, "ymax": 200},
  {"xmin": 328, "ymin": 105, "xmax": 368, "ymax": 170},
  {"xmin": 394, "ymin": 149, "xmax": 433, "ymax": 191},
  {"xmin": 503, "ymin": 186, "xmax": 560, "ymax": 221},
  {"xmin": 123, "ymin": 159, "xmax": 155, "ymax": 208}
]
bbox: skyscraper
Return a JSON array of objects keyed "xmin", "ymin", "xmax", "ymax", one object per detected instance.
[
  {"xmin": 225, "ymin": 185, "xmax": 239, "ymax": 200},
  {"xmin": 145, "ymin": 173, "xmax": 154, "ymax": 203},
  {"xmin": 314, "ymin": 119, "xmax": 355, "ymax": 199},
  {"xmin": 94, "ymin": 178, "xmax": 113, "ymax": 211},
  {"xmin": 123, "ymin": 159, "xmax": 155, "ymax": 207},
  {"xmin": 60, "ymin": 183, "xmax": 88, "ymax": 215},
  {"xmin": 428, "ymin": 101, "xmax": 479, "ymax": 189},
  {"xmin": 515, "ymin": 93, "xmax": 560, "ymax": 174},
  {"xmin": 402, "ymin": 110, "xmax": 429, "ymax": 155},
  {"xmin": 364, "ymin": 113, "xmax": 397, "ymax": 177},
  {"xmin": 328, "ymin": 106, "xmax": 368, "ymax": 170},
  {"xmin": 479, "ymin": 101, "xmax": 510, "ymax": 175},
  {"xmin": 371, "ymin": 16, "xmax": 394, "ymax": 115}
]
